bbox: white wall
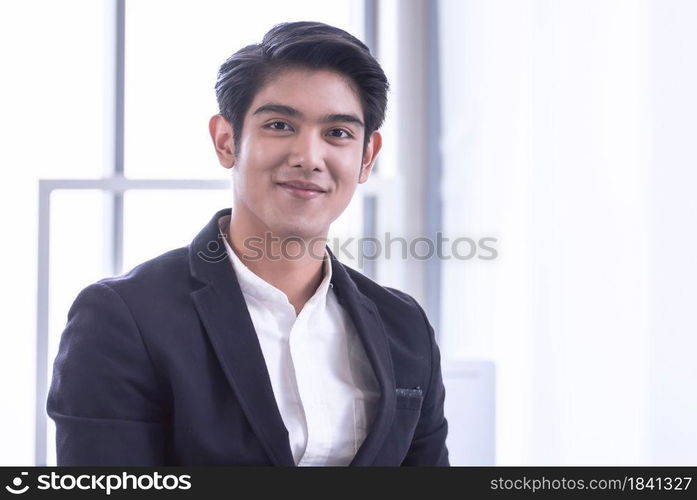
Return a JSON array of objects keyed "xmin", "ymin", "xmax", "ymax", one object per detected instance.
[
  {"xmin": 440, "ymin": 0, "xmax": 696, "ymax": 465},
  {"xmin": 648, "ymin": 0, "xmax": 697, "ymax": 465}
]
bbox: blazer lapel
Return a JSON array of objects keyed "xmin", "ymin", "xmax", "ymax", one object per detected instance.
[
  {"xmin": 187, "ymin": 208, "xmax": 295, "ymax": 466},
  {"xmin": 327, "ymin": 249, "xmax": 397, "ymax": 466}
]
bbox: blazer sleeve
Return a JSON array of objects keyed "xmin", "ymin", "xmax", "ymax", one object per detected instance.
[
  {"xmin": 401, "ymin": 297, "xmax": 450, "ymax": 466},
  {"xmin": 46, "ymin": 282, "xmax": 167, "ymax": 465}
]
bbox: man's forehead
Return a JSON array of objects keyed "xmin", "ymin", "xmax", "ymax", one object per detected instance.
[{"xmin": 248, "ymin": 68, "xmax": 364, "ymax": 119}]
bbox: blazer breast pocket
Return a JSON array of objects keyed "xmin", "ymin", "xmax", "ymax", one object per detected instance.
[
  {"xmin": 395, "ymin": 387, "xmax": 423, "ymax": 411},
  {"xmin": 388, "ymin": 387, "xmax": 424, "ymax": 459}
]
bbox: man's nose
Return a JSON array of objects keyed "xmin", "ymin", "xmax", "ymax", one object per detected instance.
[{"xmin": 287, "ymin": 129, "xmax": 325, "ymax": 171}]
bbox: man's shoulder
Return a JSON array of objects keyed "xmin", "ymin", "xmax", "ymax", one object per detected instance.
[
  {"xmin": 339, "ymin": 263, "xmax": 428, "ymax": 321},
  {"xmin": 92, "ymin": 246, "xmax": 193, "ymax": 300}
]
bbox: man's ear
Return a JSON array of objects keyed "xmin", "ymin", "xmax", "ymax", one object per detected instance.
[
  {"xmin": 358, "ymin": 131, "xmax": 382, "ymax": 183},
  {"xmin": 209, "ymin": 114, "xmax": 236, "ymax": 169}
]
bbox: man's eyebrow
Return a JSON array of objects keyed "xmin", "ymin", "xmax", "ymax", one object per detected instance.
[
  {"xmin": 322, "ymin": 113, "xmax": 364, "ymax": 128},
  {"xmin": 252, "ymin": 103, "xmax": 364, "ymax": 128},
  {"xmin": 252, "ymin": 103, "xmax": 300, "ymax": 118}
]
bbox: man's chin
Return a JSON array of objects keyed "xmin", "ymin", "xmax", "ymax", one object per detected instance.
[{"xmin": 267, "ymin": 221, "xmax": 329, "ymax": 242}]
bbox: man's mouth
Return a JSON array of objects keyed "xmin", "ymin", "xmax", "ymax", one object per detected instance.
[{"xmin": 276, "ymin": 180, "xmax": 327, "ymax": 200}]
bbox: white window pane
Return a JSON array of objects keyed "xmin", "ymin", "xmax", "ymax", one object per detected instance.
[
  {"xmin": 122, "ymin": 188, "xmax": 232, "ymax": 272},
  {"xmin": 0, "ymin": 0, "xmax": 111, "ymax": 180},
  {"xmin": 124, "ymin": 0, "xmax": 364, "ymax": 179}
]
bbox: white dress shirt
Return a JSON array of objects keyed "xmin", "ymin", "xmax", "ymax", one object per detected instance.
[{"xmin": 218, "ymin": 216, "xmax": 380, "ymax": 466}]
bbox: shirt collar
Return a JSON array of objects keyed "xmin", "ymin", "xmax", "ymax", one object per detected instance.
[{"xmin": 217, "ymin": 214, "xmax": 333, "ymax": 307}]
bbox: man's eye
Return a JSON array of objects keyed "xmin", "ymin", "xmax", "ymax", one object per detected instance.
[
  {"xmin": 328, "ymin": 129, "xmax": 352, "ymax": 139},
  {"xmin": 266, "ymin": 121, "xmax": 291, "ymax": 131}
]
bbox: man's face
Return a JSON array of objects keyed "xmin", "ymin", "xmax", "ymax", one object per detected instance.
[{"xmin": 211, "ymin": 68, "xmax": 381, "ymax": 241}]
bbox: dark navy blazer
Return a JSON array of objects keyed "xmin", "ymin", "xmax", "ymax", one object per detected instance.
[{"xmin": 47, "ymin": 208, "xmax": 449, "ymax": 466}]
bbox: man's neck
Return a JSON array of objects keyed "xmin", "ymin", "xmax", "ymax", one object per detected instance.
[{"xmin": 227, "ymin": 213, "xmax": 328, "ymax": 316}]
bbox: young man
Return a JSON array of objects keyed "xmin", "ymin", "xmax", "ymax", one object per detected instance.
[{"xmin": 48, "ymin": 21, "xmax": 449, "ymax": 466}]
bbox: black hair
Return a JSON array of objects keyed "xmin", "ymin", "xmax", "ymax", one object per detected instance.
[{"xmin": 214, "ymin": 21, "xmax": 389, "ymax": 155}]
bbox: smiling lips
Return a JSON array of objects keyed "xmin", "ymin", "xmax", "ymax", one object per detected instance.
[{"xmin": 277, "ymin": 180, "xmax": 327, "ymax": 200}]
